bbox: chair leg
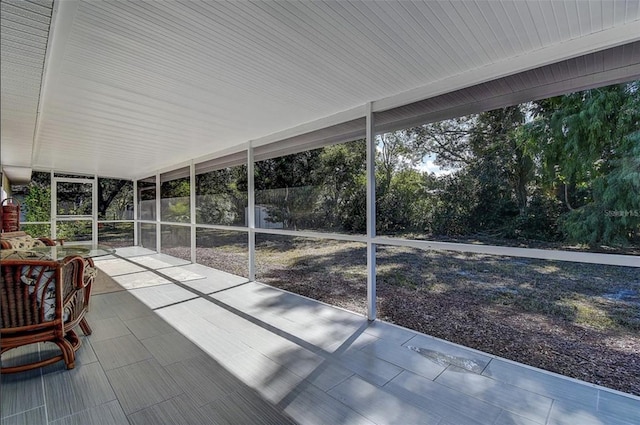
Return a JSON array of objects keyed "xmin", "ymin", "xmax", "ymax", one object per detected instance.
[
  {"xmin": 79, "ymin": 318, "xmax": 93, "ymax": 335},
  {"xmin": 55, "ymin": 338, "xmax": 76, "ymax": 370}
]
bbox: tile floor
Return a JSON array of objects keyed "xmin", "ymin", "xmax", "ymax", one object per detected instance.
[{"xmin": 1, "ymin": 246, "xmax": 638, "ymax": 425}]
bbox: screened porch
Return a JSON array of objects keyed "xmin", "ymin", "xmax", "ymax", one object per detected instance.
[{"xmin": 2, "ymin": 1, "xmax": 640, "ymax": 424}]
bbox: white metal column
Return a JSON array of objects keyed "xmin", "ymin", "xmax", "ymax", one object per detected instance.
[
  {"xmin": 92, "ymin": 174, "xmax": 98, "ymax": 245},
  {"xmin": 155, "ymin": 173, "xmax": 161, "ymax": 253},
  {"xmin": 50, "ymin": 170, "xmax": 56, "ymax": 240},
  {"xmin": 190, "ymin": 161, "xmax": 196, "ymax": 263},
  {"xmin": 133, "ymin": 179, "xmax": 138, "ymax": 246},
  {"xmin": 248, "ymin": 143, "xmax": 256, "ymax": 281},
  {"xmin": 366, "ymin": 102, "xmax": 377, "ymax": 321}
]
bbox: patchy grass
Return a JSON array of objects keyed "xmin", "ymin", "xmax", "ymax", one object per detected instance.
[{"xmin": 165, "ymin": 234, "xmax": 640, "ymax": 395}]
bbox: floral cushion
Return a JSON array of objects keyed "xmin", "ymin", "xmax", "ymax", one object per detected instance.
[
  {"xmin": 4, "ymin": 236, "xmax": 47, "ymax": 250},
  {"xmin": 20, "ymin": 265, "xmax": 69, "ymax": 322}
]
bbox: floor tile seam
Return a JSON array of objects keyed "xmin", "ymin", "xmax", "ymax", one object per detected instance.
[
  {"xmin": 197, "ymin": 388, "xmax": 296, "ymax": 423},
  {"xmin": 191, "ymin": 388, "xmax": 246, "ymax": 413},
  {"xmin": 596, "ymin": 386, "xmax": 640, "ymax": 402},
  {"xmin": 379, "ymin": 365, "xmax": 404, "ymax": 388},
  {"xmin": 91, "ymin": 331, "xmax": 147, "ymax": 352},
  {"xmin": 379, "ymin": 378, "xmax": 496, "ymax": 425},
  {"xmin": 327, "ymin": 359, "xmax": 401, "ymax": 389},
  {"xmin": 363, "ymin": 326, "xmax": 418, "ymax": 347},
  {"xmin": 483, "ymin": 357, "xmax": 638, "ymax": 402},
  {"xmin": 327, "ymin": 376, "xmax": 444, "ymax": 425},
  {"xmin": 38, "ymin": 344, "xmax": 50, "ymax": 425},
  {"xmin": 100, "ymin": 355, "xmax": 157, "ymax": 375},
  {"xmin": 130, "ymin": 325, "xmax": 184, "ymax": 343},
  {"xmin": 0, "ymin": 405, "xmax": 45, "ymax": 422},
  {"xmin": 288, "ymin": 375, "xmax": 381, "ymax": 424},
  {"xmin": 44, "ymin": 399, "xmax": 123, "ymax": 425},
  {"xmin": 316, "ymin": 371, "xmax": 356, "ymax": 393},
  {"xmin": 437, "ymin": 373, "xmax": 551, "ymax": 424},
  {"xmin": 123, "ymin": 391, "xmax": 190, "ymax": 418},
  {"xmin": 544, "ymin": 399, "xmax": 554, "ymax": 425},
  {"xmin": 435, "ymin": 363, "xmax": 556, "ymax": 405},
  {"xmin": 100, "ymin": 270, "xmax": 148, "ymax": 278},
  {"xmin": 207, "ymin": 280, "xmax": 252, "ymax": 294},
  {"xmin": 547, "ymin": 399, "xmax": 640, "ymax": 425},
  {"xmin": 359, "ymin": 344, "xmax": 456, "ymax": 381},
  {"xmin": 430, "ymin": 370, "xmax": 552, "ymax": 425},
  {"xmin": 480, "ymin": 356, "xmax": 493, "ymax": 375},
  {"xmin": 431, "ymin": 362, "xmax": 450, "ymax": 382},
  {"xmin": 271, "ymin": 366, "xmax": 382, "ymax": 425},
  {"xmin": 149, "ymin": 295, "xmax": 200, "ymax": 311},
  {"xmin": 89, "ymin": 330, "xmax": 134, "ymax": 344}
]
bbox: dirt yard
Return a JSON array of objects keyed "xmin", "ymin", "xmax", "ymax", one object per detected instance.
[{"xmin": 164, "ymin": 234, "xmax": 640, "ymax": 396}]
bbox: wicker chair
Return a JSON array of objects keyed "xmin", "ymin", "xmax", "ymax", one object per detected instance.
[{"xmin": 1, "ymin": 252, "xmax": 93, "ymax": 373}]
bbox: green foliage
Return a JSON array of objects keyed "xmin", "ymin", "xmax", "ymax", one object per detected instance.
[
  {"xmin": 509, "ymin": 190, "xmax": 564, "ymax": 241},
  {"xmin": 316, "ymin": 141, "xmax": 366, "ymax": 232},
  {"xmin": 532, "ymin": 81, "xmax": 640, "ymax": 246},
  {"xmin": 56, "ymin": 221, "xmax": 91, "ymax": 241},
  {"xmin": 196, "ymin": 165, "xmax": 247, "ymax": 226},
  {"xmin": 254, "ymin": 140, "xmax": 367, "ymax": 232},
  {"xmin": 161, "ymin": 178, "xmax": 190, "ymax": 222},
  {"xmin": 429, "ymin": 171, "xmax": 478, "ymax": 235},
  {"xmin": 24, "ymin": 184, "xmax": 51, "ymax": 222},
  {"xmin": 98, "ymin": 179, "xmax": 133, "ymax": 220},
  {"xmin": 377, "ymin": 168, "xmax": 432, "ymax": 233}
]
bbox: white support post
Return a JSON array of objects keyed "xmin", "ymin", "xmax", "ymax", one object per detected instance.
[
  {"xmin": 50, "ymin": 170, "xmax": 56, "ymax": 240},
  {"xmin": 248, "ymin": 143, "xmax": 256, "ymax": 281},
  {"xmin": 190, "ymin": 161, "xmax": 196, "ymax": 263},
  {"xmin": 92, "ymin": 174, "xmax": 98, "ymax": 245},
  {"xmin": 366, "ymin": 102, "xmax": 377, "ymax": 321},
  {"xmin": 155, "ymin": 173, "xmax": 161, "ymax": 253},
  {"xmin": 133, "ymin": 179, "xmax": 139, "ymax": 246}
]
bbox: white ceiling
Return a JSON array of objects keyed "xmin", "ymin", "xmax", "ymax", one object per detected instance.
[{"xmin": 1, "ymin": 0, "xmax": 639, "ymax": 181}]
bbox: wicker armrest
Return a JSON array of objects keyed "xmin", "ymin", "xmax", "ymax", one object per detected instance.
[
  {"xmin": 60, "ymin": 256, "xmax": 87, "ymax": 289},
  {"xmin": 37, "ymin": 237, "xmax": 61, "ymax": 246}
]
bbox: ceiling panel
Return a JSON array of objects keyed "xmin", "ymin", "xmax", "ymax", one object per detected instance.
[
  {"xmin": 1, "ymin": 0, "xmax": 639, "ymax": 180},
  {"xmin": 0, "ymin": 0, "xmax": 52, "ymax": 174}
]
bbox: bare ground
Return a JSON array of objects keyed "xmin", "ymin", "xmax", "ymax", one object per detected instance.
[{"xmin": 163, "ymin": 236, "xmax": 640, "ymax": 396}]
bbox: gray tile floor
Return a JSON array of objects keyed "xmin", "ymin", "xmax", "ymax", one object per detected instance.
[{"xmin": 2, "ymin": 247, "xmax": 639, "ymax": 425}]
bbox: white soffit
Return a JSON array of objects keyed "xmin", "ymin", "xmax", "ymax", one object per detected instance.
[
  {"xmin": 1, "ymin": 165, "xmax": 33, "ymax": 184},
  {"xmin": 0, "ymin": 0, "xmax": 53, "ymax": 170},
  {"xmin": 375, "ymin": 41, "xmax": 640, "ymax": 134},
  {"xmin": 9, "ymin": 0, "xmax": 640, "ymax": 179}
]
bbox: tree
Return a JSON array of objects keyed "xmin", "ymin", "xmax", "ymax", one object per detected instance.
[
  {"xmin": 196, "ymin": 165, "xmax": 247, "ymax": 226},
  {"xmin": 413, "ymin": 115, "xmax": 476, "ymax": 170},
  {"xmin": 531, "ymin": 81, "xmax": 640, "ymax": 246},
  {"xmin": 315, "ymin": 140, "xmax": 366, "ymax": 232},
  {"xmin": 254, "ymin": 149, "xmax": 321, "ymax": 229},
  {"xmin": 161, "ymin": 178, "xmax": 190, "ymax": 222},
  {"xmin": 98, "ymin": 179, "xmax": 132, "ymax": 220}
]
